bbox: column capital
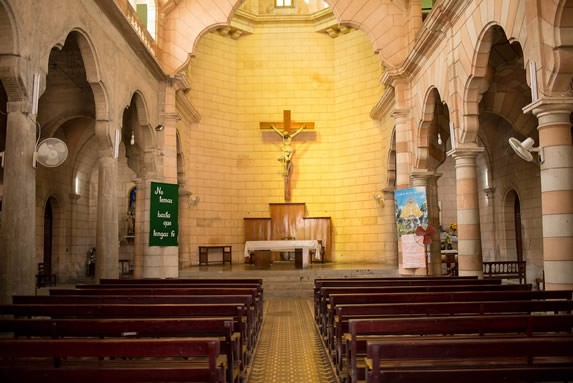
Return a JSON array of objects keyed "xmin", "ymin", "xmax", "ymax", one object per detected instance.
[
  {"xmin": 410, "ymin": 169, "xmax": 442, "ymax": 185},
  {"xmin": 391, "ymin": 108, "xmax": 410, "ymax": 121},
  {"xmin": 447, "ymin": 144, "xmax": 484, "ymax": 160},
  {"xmin": 523, "ymin": 97, "xmax": 573, "ymax": 119}
]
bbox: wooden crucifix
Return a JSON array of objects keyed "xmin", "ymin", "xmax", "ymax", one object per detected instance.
[{"xmin": 260, "ymin": 110, "xmax": 315, "ymax": 202}]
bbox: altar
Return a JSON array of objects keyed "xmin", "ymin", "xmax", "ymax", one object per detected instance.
[{"xmin": 244, "ymin": 240, "xmax": 322, "ymax": 269}]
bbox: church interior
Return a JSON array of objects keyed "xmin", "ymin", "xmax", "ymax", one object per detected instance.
[{"xmin": 0, "ymin": 0, "xmax": 572, "ymax": 381}]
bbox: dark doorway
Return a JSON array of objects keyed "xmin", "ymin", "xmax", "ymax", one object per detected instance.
[
  {"xmin": 43, "ymin": 199, "xmax": 54, "ymax": 274},
  {"xmin": 514, "ymin": 196, "xmax": 523, "ymax": 262}
]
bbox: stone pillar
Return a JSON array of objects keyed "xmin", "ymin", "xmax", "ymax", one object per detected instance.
[
  {"xmin": 178, "ymin": 189, "xmax": 191, "ymax": 269},
  {"xmin": 448, "ymin": 145, "xmax": 484, "ymax": 277},
  {"xmin": 410, "ymin": 170, "xmax": 442, "ymax": 276},
  {"xmin": 132, "ymin": 177, "xmax": 146, "ymax": 279},
  {"xmin": 67, "ymin": 193, "xmax": 81, "ymax": 280},
  {"xmin": 0, "ymin": 103, "xmax": 36, "ymax": 303},
  {"xmin": 381, "ymin": 188, "xmax": 398, "ymax": 267},
  {"xmin": 392, "ymin": 109, "xmax": 412, "ymax": 189},
  {"xmin": 525, "ymin": 100, "xmax": 573, "ymax": 289},
  {"xmin": 95, "ymin": 156, "xmax": 119, "ymax": 279}
]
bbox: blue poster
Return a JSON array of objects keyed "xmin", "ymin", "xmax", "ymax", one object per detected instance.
[{"xmin": 394, "ymin": 186, "xmax": 428, "ymax": 237}]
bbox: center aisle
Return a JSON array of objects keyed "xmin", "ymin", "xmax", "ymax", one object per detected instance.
[{"xmin": 246, "ymin": 298, "xmax": 337, "ymax": 383}]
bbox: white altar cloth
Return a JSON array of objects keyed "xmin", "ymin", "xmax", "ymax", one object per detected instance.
[{"xmin": 244, "ymin": 240, "xmax": 321, "ymax": 269}]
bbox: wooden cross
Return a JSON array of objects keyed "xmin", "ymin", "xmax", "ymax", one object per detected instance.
[
  {"xmin": 260, "ymin": 110, "xmax": 315, "ymax": 202},
  {"xmin": 259, "ymin": 110, "xmax": 315, "ymax": 132}
]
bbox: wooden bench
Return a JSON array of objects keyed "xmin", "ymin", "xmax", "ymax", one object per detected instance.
[
  {"xmin": 97, "ymin": 278, "xmax": 264, "ymax": 300},
  {"xmin": 317, "ymin": 282, "xmax": 526, "ymax": 332},
  {"xmin": 313, "ymin": 277, "xmax": 498, "ymax": 321},
  {"xmin": 483, "ymin": 260, "xmax": 527, "ymax": 284},
  {"xmin": 50, "ymin": 287, "xmax": 263, "ymax": 337},
  {"xmin": 324, "ymin": 289, "xmax": 573, "ymax": 339},
  {"xmin": 0, "ymin": 317, "xmax": 241, "ymax": 383},
  {"xmin": 365, "ymin": 336, "xmax": 573, "ymax": 383},
  {"xmin": 0, "ymin": 337, "xmax": 225, "ymax": 383},
  {"xmin": 12, "ymin": 294, "xmax": 258, "ymax": 352},
  {"xmin": 333, "ymin": 298, "xmax": 573, "ymax": 372},
  {"xmin": 100, "ymin": 277, "xmax": 263, "ymax": 285},
  {"xmin": 0, "ymin": 302, "xmax": 254, "ymax": 359},
  {"xmin": 348, "ymin": 314, "xmax": 573, "ymax": 383}
]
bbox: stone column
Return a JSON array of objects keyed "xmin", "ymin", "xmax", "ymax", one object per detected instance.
[
  {"xmin": 67, "ymin": 193, "xmax": 81, "ymax": 280},
  {"xmin": 392, "ymin": 109, "xmax": 412, "ymax": 189},
  {"xmin": 0, "ymin": 103, "xmax": 36, "ymax": 303},
  {"xmin": 178, "ymin": 189, "xmax": 191, "ymax": 269},
  {"xmin": 525, "ymin": 100, "xmax": 573, "ymax": 289},
  {"xmin": 132, "ymin": 177, "xmax": 146, "ymax": 279},
  {"xmin": 448, "ymin": 145, "xmax": 484, "ymax": 277},
  {"xmin": 95, "ymin": 156, "xmax": 119, "ymax": 279},
  {"xmin": 410, "ymin": 170, "xmax": 442, "ymax": 276},
  {"xmin": 381, "ymin": 188, "xmax": 398, "ymax": 267}
]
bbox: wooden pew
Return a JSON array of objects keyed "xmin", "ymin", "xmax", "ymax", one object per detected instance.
[
  {"xmin": 100, "ymin": 278, "xmax": 263, "ymax": 285},
  {"xmin": 323, "ymin": 289, "xmax": 573, "ymax": 338},
  {"xmin": 0, "ymin": 337, "xmax": 225, "ymax": 383},
  {"xmin": 365, "ymin": 336, "xmax": 573, "ymax": 383},
  {"xmin": 348, "ymin": 314, "xmax": 573, "ymax": 383},
  {"xmin": 0, "ymin": 317, "xmax": 241, "ymax": 383},
  {"xmin": 333, "ymin": 298, "xmax": 573, "ymax": 371},
  {"xmin": 0, "ymin": 303, "xmax": 254, "ymax": 358},
  {"xmin": 313, "ymin": 277, "xmax": 486, "ymax": 321},
  {"xmin": 317, "ymin": 283, "xmax": 527, "ymax": 330},
  {"xmin": 16, "ymin": 293, "xmax": 261, "ymax": 341},
  {"xmin": 50, "ymin": 287, "xmax": 262, "ymax": 336}
]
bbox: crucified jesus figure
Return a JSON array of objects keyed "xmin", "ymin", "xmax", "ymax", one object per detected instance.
[{"xmin": 270, "ymin": 124, "xmax": 306, "ymax": 178}]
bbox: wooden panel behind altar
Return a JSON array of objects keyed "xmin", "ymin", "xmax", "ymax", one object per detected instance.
[
  {"xmin": 304, "ymin": 217, "xmax": 331, "ymax": 262},
  {"xmin": 270, "ymin": 203, "xmax": 305, "ymax": 240},
  {"xmin": 244, "ymin": 203, "xmax": 331, "ymax": 262},
  {"xmin": 244, "ymin": 218, "xmax": 271, "ymax": 241}
]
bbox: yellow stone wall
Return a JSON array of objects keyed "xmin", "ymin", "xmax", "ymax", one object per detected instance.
[{"xmin": 186, "ymin": 22, "xmax": 392, "ymax": 264}]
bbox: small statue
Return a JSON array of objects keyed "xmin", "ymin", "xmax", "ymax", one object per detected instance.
[{"xmin": 270, "ymin": 124, "xmax": 306, "ymax": 177}]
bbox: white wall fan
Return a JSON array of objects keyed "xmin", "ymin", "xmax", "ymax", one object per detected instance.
[
  {"xmin": 33, "ymin": 138, "xmax": 68, "ymax": 168},
  {"xmin": 508, "ymin": 137, "xmax": 544, "ymax": 164}
]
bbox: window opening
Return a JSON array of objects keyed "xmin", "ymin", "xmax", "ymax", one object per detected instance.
[{"xmin": 276, "ymin": 0, "xmax": 294, "ymax": 8}]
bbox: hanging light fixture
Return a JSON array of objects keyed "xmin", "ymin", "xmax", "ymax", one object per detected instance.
[
  {"xmin": 437, "ymin": 132, "xmax": 443, "ymax": 145},
  {"xmin": 130, "ymin": 131, "xmax": 135, "ymax": 145}
]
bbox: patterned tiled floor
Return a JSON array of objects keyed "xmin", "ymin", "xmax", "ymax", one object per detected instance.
[{"xmin": 246, "ymin": 298, "xmax": 337, "ymax": 383}]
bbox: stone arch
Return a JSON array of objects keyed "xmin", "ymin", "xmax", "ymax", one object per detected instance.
[
  {"xmin": 161, "ymin": 0, "xmax": 409, "ymax": 74},
  {"xmin": 0, "ymin": 0, "xmax": 26, "ymax": 102},
  {"xmin": 415, "ymin": 87, "xmax": 450, "ymax": 171},
  {"xmin": 161, "ymin": 0, "xmax": 246, "ymax": 73},
  {"xmin": 385, "ymin": 127, "xmax": 396, "ymax": 190},
  {"xmin": 122, "ymin": 91, "xmax": 156, "ymax": 177},
  {"xmin": 547, "ymin": 0, "xmax": 573, "ymax": 93},
  {"xmin": 71, "ymin": 29, "xmax": 108, "ymax": 121},
  {"xmin": 0, "ymin": 0, "xmax": 17, "ymax": 54},
  {"xmin": 462, "ymin": 23, "xmax": 500, "ymax": 144},
  {"xmin": 329, "ymin": 0, "xmax": 408, "ymax": 69}
]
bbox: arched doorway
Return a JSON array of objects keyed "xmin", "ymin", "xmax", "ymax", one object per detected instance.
[
  {"xmin": 43, "ymin": 198, "xmax": 55, "ymax": 275},
  {"xmin": 514, "ymin": 196, "xmax": 523, "ymax": 262},
  {"xmin": 504, "ymin": 190, "xmax": 523, "ymax": 262}
]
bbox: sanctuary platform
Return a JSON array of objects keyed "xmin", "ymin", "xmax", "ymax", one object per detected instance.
[{"xmin": 180, "ymin": 261, "xmax": 397, "ymax": 298}]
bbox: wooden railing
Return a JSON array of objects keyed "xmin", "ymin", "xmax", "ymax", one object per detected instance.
[{"xmin": 483, "ymin": 261, "xmax": 526, "ymax": 284}]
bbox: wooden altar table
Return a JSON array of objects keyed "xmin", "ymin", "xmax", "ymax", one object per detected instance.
[{"xmin": 244, "ymin": 240, "xmax": 321, "ymax": 269}]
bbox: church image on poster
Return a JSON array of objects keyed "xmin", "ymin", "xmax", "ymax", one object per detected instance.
[
  {"xmin": 394, "ymin": 187, "xmax": 429, "ymax": 269},
  {"xmin": 394, "ymin": 186, "xmax": 428, "ymax": 237}
]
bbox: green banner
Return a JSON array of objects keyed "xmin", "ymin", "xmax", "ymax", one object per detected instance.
[{"xmin": 149, "ymin": 181, "xmax": 179, "ymax": 246}]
